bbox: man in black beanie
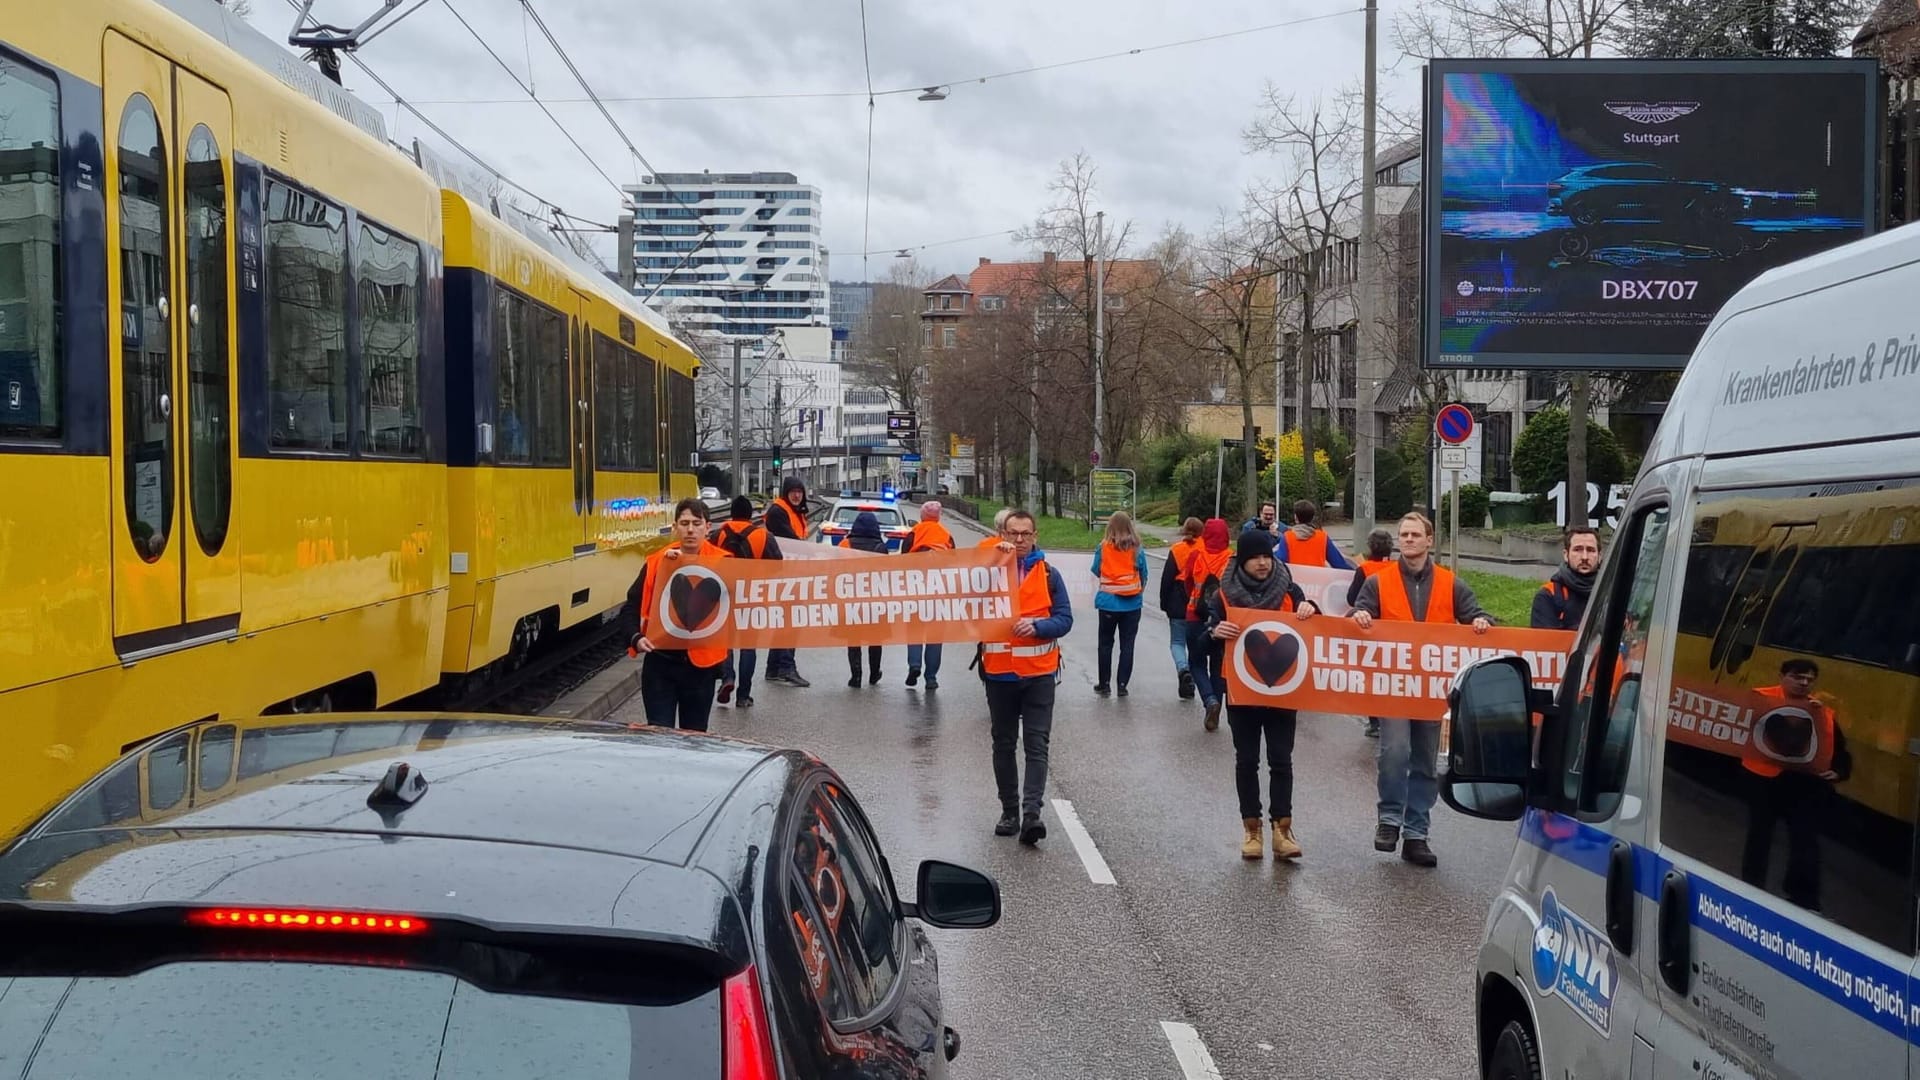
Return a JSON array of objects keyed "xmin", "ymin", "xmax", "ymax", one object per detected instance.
[{"xmin": 710, "ymin": 495, "xmax": 782, "ymax": 707}]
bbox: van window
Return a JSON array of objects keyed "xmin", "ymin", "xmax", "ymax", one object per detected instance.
[
  {"xmin": 1544, "ymin": 505, "xmax": 1669, "ymax": 819},
  {"xmin": 1660, "ymin": 482, "xmax": 1920, "ymax": 953}
]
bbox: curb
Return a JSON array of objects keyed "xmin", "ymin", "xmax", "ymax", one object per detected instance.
[{"xmin": 543, "ymin": 660, "xmax": 642, "ymax": 723}]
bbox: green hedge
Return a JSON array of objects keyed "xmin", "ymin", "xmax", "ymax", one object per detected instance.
[
  {"xmin": 1438, "ymin": 483, "xmax": 1491, "ymax": 532},
  {"xmin": 1513, "ymin": 407, "xmax": 1629, "ymax": 494}
]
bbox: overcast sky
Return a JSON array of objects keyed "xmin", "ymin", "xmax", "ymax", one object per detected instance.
[{"xmin": 250, "ymin": 0, "xmax": 1424, "ymax": 279}]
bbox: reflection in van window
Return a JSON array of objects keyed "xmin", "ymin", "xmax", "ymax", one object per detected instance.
[{"xmin": 1660, "ymin": 484, "xmax": 1920, "ymax": 953}]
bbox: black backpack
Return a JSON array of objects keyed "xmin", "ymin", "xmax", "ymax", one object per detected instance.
[{"xmin": 714, "ymin": 522, "xmax": 762, "ymax": 560}]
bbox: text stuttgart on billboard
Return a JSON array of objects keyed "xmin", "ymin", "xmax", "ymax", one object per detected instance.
[{"xmin": 1422, "ymin": 58, "xmax": 1877, "ymax": 372}]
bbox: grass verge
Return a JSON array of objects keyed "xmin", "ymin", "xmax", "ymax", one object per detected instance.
[{"xmin": 1459, "ymin": 569, "xmax": 1541, "ymax": 628}]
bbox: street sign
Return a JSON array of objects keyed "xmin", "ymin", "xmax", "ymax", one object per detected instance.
[
  {"xmin": 886, "ymin": 411, "xmax": 918, "ymax": 439},
  {"xmin": 902, "ymin": 454, "xmax": 922, "ymax": 464},
  {"xmin": 1440, "ymin": 446, "xmax": 1468, "ymax": 471},
  {"xmin": 1089, "ymin": 467, "xmax": 1136, "ymax": 528},
  {"xmin": 1090, "ymin": 450, "xmax": 1100, "ymax": 465},
  {"xmin": 1436, "ymin": 403, "xmax": 1475, "ymax": 445}
]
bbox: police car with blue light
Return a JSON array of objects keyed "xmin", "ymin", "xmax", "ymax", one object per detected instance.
[
  {"xmin": 819, "ymin": 487, "xmax": 913, "ymax": 551},
  {"xmin": 1445, "ymin": 222, "xmax": 1920, "ymax": 1080}
]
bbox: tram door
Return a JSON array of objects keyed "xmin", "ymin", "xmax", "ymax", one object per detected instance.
[
  {"xmin": 104, "ymin": 34, "xmax": 241, "ymax": 657},
  {"xmin": 568, "ymin": 290, "xmax": 595, "ymax": 546}
]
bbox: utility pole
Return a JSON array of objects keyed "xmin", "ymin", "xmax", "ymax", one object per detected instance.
[
  {"xmin": 1027, "ymin": 354, "xmax": 1041, "ymax": 504},
  {"xmin": 810, "ymin": 408, "xmax": 821, "ymax": 491},
  {"xmin": 1092, "ymin": 209, "xmax": 1107, "ymax": 467},
  {"xmin": 729, "ymin": 340, "xmax": 743, "ymax": 493},
  {"xmin": 1353, "ymin": 0, "xmax": 1380, "ymax": 539}
]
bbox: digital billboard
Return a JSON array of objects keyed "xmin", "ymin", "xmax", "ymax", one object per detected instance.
[{"xmin": 1423, "ymin": 58, "xmax": 1878, "ymax": 371}]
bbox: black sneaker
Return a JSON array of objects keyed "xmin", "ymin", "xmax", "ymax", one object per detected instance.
[
  {"xmin": 925, "ymin": 677, "xmax": 939, "ymax": 691},
  {"xmin": 848, "ymin": 675, "xmax": 863, "ymax": 688},
  {"xmin": 785, "ymin": 672, "xmax": 812, "ymax": 688},
  {"xmin": 1364, "ymin": 718, "xmax": 1380, "ymax": 738},
  {"xmin": 1018, "ymin": 813, "xmax": 1047, "ymax": 846},
  {"xmin": 1094, "ymin": 683, "xmax": 1111, "ymax": 696},
  {"xmin": 1177, "ymin": 671, "xmax": 1195, "ymax": 700},
  {"xmin": 869, "ymin": 670, "xmax": 882, "ymax": 686},
  {"xmin": 736, "ymin": 693, "xmax": 755, "ymax": 708},
  {"xmin": 994, "ymin": 811, "xmax": 1019, "ymax": 837},
  {"xmin": 716, "ymin": 681, "xmax": 735, "ymax": 705},
  {"xmin": 1373, "ymin": 823, "xmax": 1401, "ymax": 852},
  {"xmin": 1117, "ymin": 685, "xmax": 1129, "ymax": 698},
  {"xmin": 1401, "ymin": 838, "xmax": 1438, "ymax": 868},
  {"xmin": 906, "ymin": 667, "xmax": 921, "ymax": 687},
  {"xmin": 1204, "ymin": 699, "xmax": 1221, "ymax": 732}
]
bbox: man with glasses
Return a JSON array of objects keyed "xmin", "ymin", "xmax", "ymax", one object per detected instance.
[{"xmin": 978, "ymin": 510, "xmax": 1073, "ymax": 846}]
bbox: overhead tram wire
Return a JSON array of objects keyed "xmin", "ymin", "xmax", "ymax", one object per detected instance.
[
  {"xmin": 440, "ymin": 0, "xmax": 625, "ymax": 199},
  {"xmin": 388, "ymin": 8, "xmax": 1366, "ymax": 106},
  {"xmin": 858, "ymin": 0, "xmax": 876, "ymax": 284},
  {"xmin": 276, "ymin": 0, "xmax": 599, "ymax": 230},
  {"xmin": 517, "ymin": 0, "xmax": 670, "ymax": 187}
]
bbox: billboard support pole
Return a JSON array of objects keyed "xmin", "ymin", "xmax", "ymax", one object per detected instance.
[
  {"xmin": 1354, "ymin": 0, "xmax": 1379, "ymax": 541},
  {"xmin": 1215, "ymin": 442, "xmax": 1225, "ymax": 520}
]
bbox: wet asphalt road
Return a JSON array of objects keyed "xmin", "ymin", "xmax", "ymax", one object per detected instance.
[{"xmin": 610, "ymin": 513, "xmax": 1517, "ymax": 1080}]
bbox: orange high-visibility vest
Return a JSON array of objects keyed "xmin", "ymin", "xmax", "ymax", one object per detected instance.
[
  {"xmin": 977, "ymin": 534, "xmax": 1004, "ymax": 550},
  {"xmin": 1184, "ymin": 546, "xmax": 1231, "ymax": 619},
  {"xmin": 981, "ymin": 559, "xmax": 1061, "ymax": 678},
  {"xmin": 768, "ymin": 498, "xmax": 808, "ymax": 539},
  {"xmin": 637, "ymin": 542, "xmax": 733, "ymax": 668},
  {"xmin": 1284, "ymin": 527, "xmax": 1337, "ymax": 567},
  {"xmin": 1377, "ymin": 561, "xmax": 1456, "ymax": 623},
  {"xmin": 1169, "ymin": 538, "xmax": 1199, "ymax": 579},
  {"xmin": 1359, "ymin": 557, "xmax": 1393, "ymax": 579},
  {"xmin": 1097, "ymin": 542, "xmax": 1143, "ymax": 597},
  {"xmin": 1742, "ymin": 686, "xmax": 1836, "ymax": 778},
  {"xmin": 907, "ymin": 520, "xmax": 955, "ymax": 552}
]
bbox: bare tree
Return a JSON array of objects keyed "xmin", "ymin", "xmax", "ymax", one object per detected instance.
[{"xmin": 846, "ymin": 259, "xmax": 931, "ymax": 416}]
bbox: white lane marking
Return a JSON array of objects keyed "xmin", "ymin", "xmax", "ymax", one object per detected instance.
[
  {"xmin": 1160, "ymin": 1021, "xmax": 1225, "ymax": 1080},
  {"xmin": 1049, "ymin": 798, "xmax": 1116, "ymax": 885}
]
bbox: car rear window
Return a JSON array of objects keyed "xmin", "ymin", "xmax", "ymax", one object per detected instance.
[
  {"xmin": 833, "ymin": 506, "xmax": 901, "ymax": 526},
  {"xmin": 0, "ymin": 963, "xmax": 720, "ymax": 1079}
]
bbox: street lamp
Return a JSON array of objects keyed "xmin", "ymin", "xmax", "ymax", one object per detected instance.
[{"xmin": 917, "ymin": 86, "xmax": 948, "ymax": 101}]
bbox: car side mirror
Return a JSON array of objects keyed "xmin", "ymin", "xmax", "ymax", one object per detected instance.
[
  {"xmin": 1441, "ymin": 656, "xmax": 1538, "ymax": 821},
  {"xmin": 905, "ymin": 860, "xmax": 1000, "ymax": 929}
]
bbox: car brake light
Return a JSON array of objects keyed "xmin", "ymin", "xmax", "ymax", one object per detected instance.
[
  {"xmin": 187, "ymin": 907, "xmax": 430, "ymax": 934},
  {"xmin": 723, "ymin": 964, "xmax": 778, "ymax": 1079}
]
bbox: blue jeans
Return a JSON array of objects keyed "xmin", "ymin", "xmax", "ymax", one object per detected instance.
[
  {"xmin": 1167, "ymin": 617, "xmax": 1191, "ymax": 675},
  {"xmin": 908, "ymin": 643, "xmax": 943, "ymax": 680},
  {"xmin": 722, "ymin": 650, "xmax": 757, "ymax": 697},
  {"xmin": 1185, "ymin": 620, "xmax": 1221, "ymax": 705},
  {"xmin": 1096, "ymin": 608, "xmax": 1141, "ymax": 687},
  {"xmin": 768, "ymin": 648, "xmax": 797, "ymax": 676},
  {"xmin": 1377, "ymin": 719, "xmax": 1442, "ymax": 839}
]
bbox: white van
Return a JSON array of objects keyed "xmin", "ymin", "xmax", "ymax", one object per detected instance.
[{"xmin": 1445, "ymin": 222, "xmax": 1920, "ymax": 1080}]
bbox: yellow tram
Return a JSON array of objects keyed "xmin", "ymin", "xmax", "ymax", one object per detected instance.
[{"xmin": 0, "ymin": 0, "xmax": 696, "ymax": 839}]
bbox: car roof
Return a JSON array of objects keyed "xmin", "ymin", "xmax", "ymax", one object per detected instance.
[
  {"xmin": 0, "ymin": 717, "xmax": 808, "ymax": 958},
  {"xmin": 1644, "ymin": 219, "xmax": 1920, "ymax": 466}
]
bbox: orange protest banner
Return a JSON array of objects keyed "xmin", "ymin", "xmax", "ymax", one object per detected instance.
[
  {"xmin": 1220, "ymin": 606, "xmax": 1575, "ymax": 720},
  {"xmin": 1666, "ymin": 679, "xmax": 1839, "ymax": 776},
  {"xmin": 644, "ymin": 547, "xmax": 1020, "ymax": 650}
]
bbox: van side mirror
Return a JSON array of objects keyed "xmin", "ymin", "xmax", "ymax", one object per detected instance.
[
  {"xmin": 906, "ymin": 860, "xmax": 1000, "ymax": 929},
  {"xmin": 1441, "ymin": 656, "xmax": 1540, "ymax": 821}
]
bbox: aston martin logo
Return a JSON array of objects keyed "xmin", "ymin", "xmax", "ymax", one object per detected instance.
[{"xmin": 1604, "ymin": 101, "xmax": 1699, "ymax": 125}]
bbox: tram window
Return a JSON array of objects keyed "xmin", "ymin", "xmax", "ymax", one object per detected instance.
[
  {"xmin": 493, "ymin": 291, "xmax": 531, "ymax": 464},
  {"xmin": 0, "ymin": 56, "xmax": 62, "ymax": 442},
  {"xmin": 633, "ymin": 350, "xmax": 658, "ymax": 470},
  {"xmin": 265, "ymin": 180, "xmax": 348, "ymax": 452},
  {"xmin": 356, "ymin": 221, "xmax": 422, "ymax": 457},
  {"xmin": 531, "ymin": 305, "xmax": 568, "ymax": 467},
  {"xmin": 593, "ymin": 333, "xmax": 627, "ymax": 469},
  {"xmin": 667, "ymin": 370, "xmax": 695, "ymax": 470},
  {"xmin": 183, "ymin": 125, "xmax": 231, "ymax": 554},
  {"xmin": 1660, "ymin": 484, "xmax": 1920, "ymax": 953},
  {"xmin": 118, "ymin": 95, "xmax": 173, "ymax": 559}
]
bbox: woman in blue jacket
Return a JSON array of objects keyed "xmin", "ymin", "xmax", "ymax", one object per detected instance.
[{"xmin": 1091, "ymin": 512, "xmax": 1150, "ymax": 696}]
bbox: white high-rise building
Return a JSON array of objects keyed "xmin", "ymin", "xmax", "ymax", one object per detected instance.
[{"xmin": 625, "ymin": 171, "xmax": 827, "ymax": 343}]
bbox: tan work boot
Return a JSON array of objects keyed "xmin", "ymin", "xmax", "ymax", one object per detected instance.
[
  {"xmin": 1240, "ymin": 818, "xmax": 1265, "ymax": 860},
  {"xmin": 1272, "ymin": 817, "xmax": 1303, "ymax": 860}
]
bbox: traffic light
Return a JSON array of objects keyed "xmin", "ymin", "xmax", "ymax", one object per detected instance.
[{"xmin": 772, "ymin": 455, "xmax": 783, "ymax": 469}]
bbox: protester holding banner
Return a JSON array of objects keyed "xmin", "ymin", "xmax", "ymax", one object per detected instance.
[
  {"xmin": 763, "ymin": 477, "xmax": 814, "ymax": 688},
  {"xmin": 711, "ymin": 496, "xmax": 782, "ymax": 709},
  {"xmin": 1349, "ymin": 527, "xmax": 1396, "ymax": 738},
  {"xmin": 1159, "ymin": 517, "xmax": 1203, "ymax": 701},
  {"xmin": 1184, "ymin": 518, "xmax": 1235, "ymax": 731},
  {"xmin": 981, "ymin": 510, "xmax": 1073, "ymax": 846},
  {"xmin": 1207, "ymin": 528, "xmax": 1318, "ymax": 861},
  {"xmin": 840, "ymin": 512, "xmax": 891, "ymax": 687},
  {"xmin": 628, "ymin": 498, "xmax": 734, "ymax": 732},
  {"xmin": 904, "ymin": 502, "xmax": 956, "ymax": 690},
  {"xmin": 1349, "ymin": 512, "xmax": 1494, "ymax": 868},
  {"xmin": 1531, "ymin": 527, "xmax": 1602, "ymax": 631},
  {"xmin": 1091, "ymin": 512, "xmax": 1150, "ymax": 697}
]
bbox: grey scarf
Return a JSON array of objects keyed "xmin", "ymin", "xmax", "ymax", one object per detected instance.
[{"xmin": 1221, "ymin": 558, "xmax": 1294, "ymax": 611}]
